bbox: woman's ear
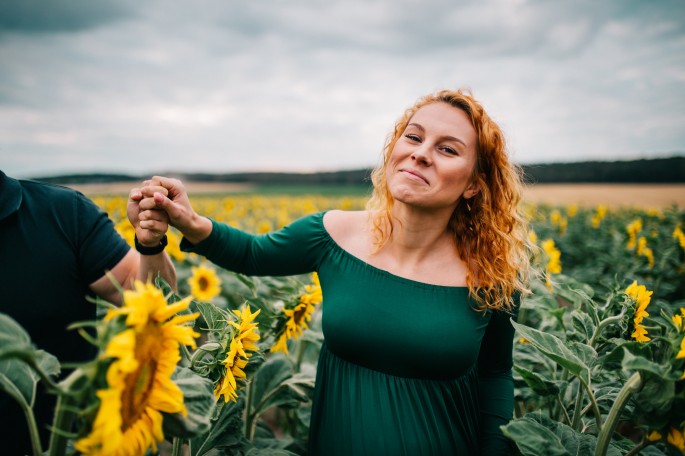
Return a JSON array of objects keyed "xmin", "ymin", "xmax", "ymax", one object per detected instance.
[{"xmin": 463, "ymin": 181, "xmax": 480, "ymax": 200}]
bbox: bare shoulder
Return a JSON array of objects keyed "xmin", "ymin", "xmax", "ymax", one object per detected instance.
[{"xmin": 323, "ymin": 210, "xmax": 370, "ymax": 248}]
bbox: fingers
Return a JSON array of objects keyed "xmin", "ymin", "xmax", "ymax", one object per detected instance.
[
  {"xmin": 138, "ymin": 208, "xmax": 169, "ymax": 231},
  {"xmin": 129, "ymin": 187, "xmax": 143, "ymax": 202},
  {"xmin": 146, "ymin": 176, "xmax": 184, "ymax": 195},
  {"xmin": 137, "ymin": 185, "xmax": 169, "ymax": 199},
  {"xmin": 138, "ymin": 195, "xmax": 162, "ymax": 211}
]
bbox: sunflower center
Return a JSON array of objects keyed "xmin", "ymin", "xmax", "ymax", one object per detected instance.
[
  {"xmin": 120, "ymin": 323, "xmax": 162, "ymax": 431},
  {"xmin": 293, "ymin": 305, "xmax": 307, "ymax": 325},
  {"xmin": 198, "ymin": 276, "xmax": 209, "ymax": 291}
]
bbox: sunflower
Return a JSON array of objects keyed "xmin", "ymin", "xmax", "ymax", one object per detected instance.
[
  {"xmin": 625, "ymin": 218, "xmax": 642, "ymax": 250},
  {"xmin": 636, "ymin": 237, "xmax": 655, "ymax": 269},
  {"xmin": 591, "ymin": 205, "xmax": 607, "ymax": 228},
  {"xmin": 668, "ymin": 427, "xmax": 685, "ymax": 452},
  {"xmin": 230, "ymin": 306, "xmax": 261, "ymax": 357},
  {"xmin": 188, "ymin": 264, "xmax": 222, "ymax": 302},
  {"xmin": 541, "ymin": 240, "xmax": 562, "ymax": 275},
  {"xmin": 114, "ymin": 220, "xmax": 135, "ymax": 248},
  {"xmin": 646, "ymin": 430, "xmax": 662, "ymax": 442},
  {"xmin": 626, "ymin": 280, "xmax": 653, "ymax": 343},
  {"xmin": 271, "ymin": 273, "xmax": 322, "ymax": 355},
  {"xmin": 541, "ymin": 239, "xmax": 562, "ymax": 291},
  {"xmin": 166, "ymin": 230, "xmax": 187, "ymax": 262},
  {"xmin": 674, "ymin": 225, "xmax": 685, "ymax": 251},
  {"xmin": 75, "ymin": 281, "xmax": 199, "ymax": 456},
  {"xmin": 214, "ymin": 305, "xmax": 261, "ymax": 403},
  {"xmin": 214, "ymin": 338, "xmax": 249, "ymax": 403}
]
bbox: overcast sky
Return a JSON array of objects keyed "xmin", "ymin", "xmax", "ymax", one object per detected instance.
[{"xmin": 1, "ymin": 0, "xmax": 684, "ymax": 178}]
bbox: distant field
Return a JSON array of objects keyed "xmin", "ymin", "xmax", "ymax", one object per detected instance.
[
  {"xmin": 67, "ymin": 182, "xmax": 685, "ymax": 208},
  {"xmin": 522, "ymin": 183, "xmax": 685, "ymax": 208}
]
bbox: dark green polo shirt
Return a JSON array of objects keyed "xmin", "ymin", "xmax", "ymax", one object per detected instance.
[{"xmin": 0, "ymin": 170, "xmax": 130, "ymax": 453}]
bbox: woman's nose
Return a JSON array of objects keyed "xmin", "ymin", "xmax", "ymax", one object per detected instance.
[{"xmin": 411, "ymin": 146, "xmax": 432, "ymax": 166}]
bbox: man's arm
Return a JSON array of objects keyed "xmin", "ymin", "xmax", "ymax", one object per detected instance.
[
  {"xmin": 89, "ymin": 248, "xmax": 177, "ymax": 304},
  {"xmin": 88, "ymin": 182, "xmax": 179, "ymax": 304}
]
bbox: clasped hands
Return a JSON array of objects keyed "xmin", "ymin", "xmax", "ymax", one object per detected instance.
[{"xmin": 127, "ymin": 176, "xmax": 213, "ymax": 248}]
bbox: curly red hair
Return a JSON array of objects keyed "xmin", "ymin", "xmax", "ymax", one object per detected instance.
[{"xmin": 366, "ymin": 88, "xmax": 531, "ymax": 312}]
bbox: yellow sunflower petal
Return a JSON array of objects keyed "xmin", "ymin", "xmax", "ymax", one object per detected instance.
[{"xmin": 155, "ymin": 296, "xmax": 193, "ymax": 322}]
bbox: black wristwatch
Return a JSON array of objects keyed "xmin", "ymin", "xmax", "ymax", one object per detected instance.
[{"xmin": 134, "ymin": 234, "xmax": 168, "ymax": 255}]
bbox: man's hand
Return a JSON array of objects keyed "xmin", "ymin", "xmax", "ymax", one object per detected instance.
[{"xmin": 127, "ymin": 184, "xmax": 169, "ymax": 246}]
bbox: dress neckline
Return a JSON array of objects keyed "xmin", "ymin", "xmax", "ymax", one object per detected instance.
[{"xmin": 317, "ymin": 211, "xmax": 469, "ymax": 292}]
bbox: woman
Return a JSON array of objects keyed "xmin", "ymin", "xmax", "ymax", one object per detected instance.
[{"xmin": 132, "ymin": 88, "xmax": 531, "ymax": 455}]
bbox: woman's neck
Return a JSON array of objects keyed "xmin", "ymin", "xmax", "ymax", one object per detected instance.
[{"xmin": 383, "ymin": 204, "xmax": 455, "ymax": 264}]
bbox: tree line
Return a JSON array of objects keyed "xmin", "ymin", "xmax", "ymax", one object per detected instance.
[{"xmin": 35, "ymin": 156, "xmax": 684, "ymax": 185}]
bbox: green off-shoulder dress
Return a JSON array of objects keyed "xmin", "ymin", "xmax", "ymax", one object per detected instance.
[{"xmin": 182, "ymin": 211, "xmax": 516, "ymax": 455}]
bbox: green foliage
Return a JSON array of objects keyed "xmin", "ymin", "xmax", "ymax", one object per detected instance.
[
  {"xmin": 512, "ymin": 202, "xmax": 685, "ymax": 455},
  {"xmin": 163, "ymin": 367, "xmax": 216, "ymax": 438},
  {"xmin": 5, "ymin": 197, "xmax": 685, "ymax": 455}
]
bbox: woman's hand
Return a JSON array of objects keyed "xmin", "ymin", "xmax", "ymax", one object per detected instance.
[{"xmin": 131, "ymin": 176, "xmax": 213, "ymax": 245}]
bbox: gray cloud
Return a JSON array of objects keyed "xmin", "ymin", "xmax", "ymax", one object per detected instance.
[
  {"xmin": 0, "ymin": 0, "xmax": 683, "ymax": 177},
  {"xmin": 0, "ymin": 0, "xmax": 134, "ymax": 34}
]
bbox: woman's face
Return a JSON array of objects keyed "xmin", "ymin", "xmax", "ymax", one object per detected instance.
[{"xmin": 386, "ymin": 102, "xmax": 479, "ymax": 212}]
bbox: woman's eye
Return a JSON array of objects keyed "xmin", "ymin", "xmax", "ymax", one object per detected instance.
[
  {"xmin": 405, "ymin": 134, "xmax": 421, "ymax": 142},
  {"xmin": 441, "ymin": 146, "xmax": 457, "ymax": 155}
]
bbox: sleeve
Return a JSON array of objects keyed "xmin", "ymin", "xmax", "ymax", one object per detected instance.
[
  {"xmin": 74, "ymin": 192, "xmax": 131, "ymax": 284},
  {"xmin": 477, "ymin": 294, "xmax": 520, "ymax": 455},
  {"xmin": 180, "ymin": 212, "xmax": 328, "ymax": 276}
]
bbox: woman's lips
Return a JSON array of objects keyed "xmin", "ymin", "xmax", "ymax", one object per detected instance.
[{"xmin": 400, "ymin": 168, "xmax": 429, "ymax": 184}]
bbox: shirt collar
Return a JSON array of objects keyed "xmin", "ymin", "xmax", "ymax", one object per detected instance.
[{"xmin": 0, "ymin": 170, "xmax": 23, "ymax": 222}]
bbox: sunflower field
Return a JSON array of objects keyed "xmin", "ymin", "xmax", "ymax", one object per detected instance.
[{"xmin": 1, "ymin": 192, "xmax": 685, "ymax": 456}]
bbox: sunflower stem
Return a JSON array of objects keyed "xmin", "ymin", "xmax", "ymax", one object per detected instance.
[
  {"xmin": 571, "ymin": 379, "xmax": 584, "ymax": 430},
  {"xmin": 171, "ymin": 437, "xmax": 185, "ymax": 456},
  {"xmin": 244, "ymin": 380, "xmax": 256, "ymax": 441},
  {"xmin": 578, "ymin": 376, "xmax": 602, "ymax": 432},
  {"xmin": 589, "ymin": 314, "xmax": 624, "ymax": 348},
  {"xmin": 19, "ymin": 396, "xmax": 42, "ymax": 456},
  {"xmin": 595, "ymin": 372, "xmax": 643, "ymax": 456},
  {"xmin": 48, "ymin": 368, "xmax": 87, "ymax": 456},
  {"xmin": 625, "ymin": 439, "xmax": 650, "ymax": 456},
  {"xmin": 294, "ymin": 339, "xmax": 305, "ymax": 371},
  {"xmin": 556, "ymin": 394, "xmax": 572, "ymax": 426},
  {"xmin": 180, "ymin": 344, "xmax": 193, "ymax": 365}
]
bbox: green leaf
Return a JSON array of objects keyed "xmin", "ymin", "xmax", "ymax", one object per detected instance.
[
  {"xmin": 248, "ymin": 355, "xmax": 314, "ymax": 416},
  {"xmin": 248, "ymin": 356, "xmax": 295, "ymax": 415},
  {"xmin": 163, "ymin": 366, "xmax": 216, "ymax": 438},
  {"xmin": 570, "ymin": 310, "xmax": 596, "ymax": 342},
  {"xmin": 634, "ymin": 375, "xmax": 675, "ymax": 417},
  {"xmin": 511, "ymin": 320, "xmax": 590, "ymax": 383},
  {"xmin": 0, "ymin": 371, "xmax": 31, "ymax": 409},
  {"xmin": 193, "ymin": 301, "xmax": 230, "ymax": 333},
  {"xmin": 503, "ymin": 412, "xmax": 624, "ymax": 456},
  {"xmin": 501, "ymin": 416, "xmax": 570, "ymax": 456},
  {"xmin": 568, "ymin": 342, "xmax": 597, "ymax": 370},
  {"xmin": 513, "ymin": 366, "xmax": 560, "ymax": 396},
  {"xmin": 0, "ymin": 313, "xmax": 31, "ymax": 346},
  {"xmin": 155, "ymin": 274, "xmax": 179, "ymax": 303},
  {"xmin": 235, "ymin": 273, "xmax": 258, "ymax": 297},
  {"xmin": 192, "ymin": 397, "xmax": 247, "ymax": 456},
  {"xmin": 0, "ymin": 315, "xmax": 60, "ymax": 407},
  {"xmin": 0, "ymin": 347, "xmax": 37, "ymax": 405},
  {"xmin": 33, "ymin": 349, "xmax": 60, "ymax": 382},
  {"xmin": 555, "ymin": 276, "xmax": 595, "ymax": 306},
  {"xmin": 621, "ymin": 349, "xmax": 671, "ymax": 379}
]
